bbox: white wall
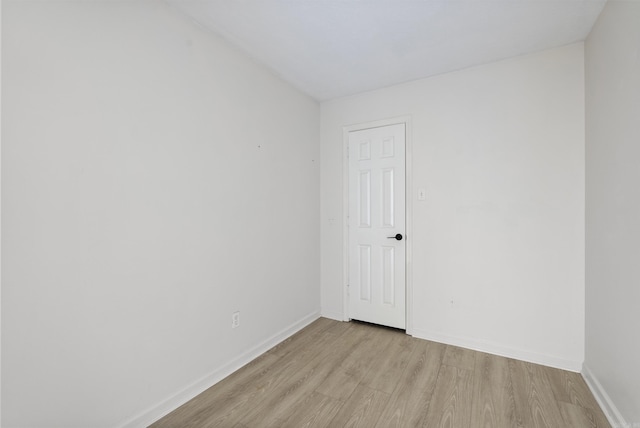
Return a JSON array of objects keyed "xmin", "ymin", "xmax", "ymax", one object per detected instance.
[
  {"xmin": 584, "ymin": 1, "xmax": 640, "ymax": 426},
  {"xmin": 0, "ymin": 0, "xmax": 3, "ymax": 425},
  {"xmin": 321, "ymin": 44, "xmax": 585, "ymax": 371},
  {"xmin": 1, "ymin": 1, "xmax": 320, "ymax": 427}
]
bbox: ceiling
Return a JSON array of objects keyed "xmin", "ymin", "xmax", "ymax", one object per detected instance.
[{"xmin": 166, "ymin": 0, "xmax": 606, "ymax": 101}]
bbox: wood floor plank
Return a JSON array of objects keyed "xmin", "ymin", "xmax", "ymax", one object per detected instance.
[
  {"xmin": 359, "ymin": 330, "xmax": 416, "ymax": 394},
  {"xmin": 219, "ymin": 321, "xmax": 352, "ymax": 426},
  {"xmin": 443, "ymin": 344, "xmax": 477, "ymax": 370},
  {"xmin": 315, "ymin": 321, "xmax": 386, "ymax": 400},
  {"xmin": 238, "ymin": 322, "xmax": 368, "ymax": 426},
  {"xmin": 151, "ymin": 318, "xmax": 612, "ymax": 428},
  {"xmin": 274, "ymin": 391, "xmax": 343, "ymax": 428},
  {"xmin": 327, "ymin": 385, "xmax": 390, "ymax": 428},
  {"xmin": 423, "ymin": 364, "xmax": 474, "ymax": 428},
  {"xmin": 558, "ymin": 401, "xmax": 611, "ymax": 428},
  {"xmin": 470, "ymin": 352, "xmax": 520, "ymax": 428},
  {"xmin": 544, "ymin": 365, "xmax": 611, "ymax": 427},
  {"xmin": 148, "ymin": 351, "xmax": 281, "ymax": 428},
  {"xmin": 545, "ymin": 366, "xmax": 587, "ymax": 404},
  {"xmin": 267, "ymin": 317, "xmax": 338, "ymax": 358},
  {"xmin": 374, "ymin": 340, "xmax": 446, "ymax": 427},
  {"xmin": 509, "ymin": 359, "xmax": 566, "ymax": 428},
  {"xmin": 152, "ymin": 320, "xmax": 349, "ymax": 428}
]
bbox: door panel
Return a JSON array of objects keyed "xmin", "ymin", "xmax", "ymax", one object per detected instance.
[{"xmin": 348, "ymin": 123, "xmax": 406, "ymax": 329}]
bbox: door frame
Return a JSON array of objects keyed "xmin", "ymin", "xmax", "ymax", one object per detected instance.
[{"xmin": 342, "ymin": 116, "xmax": 413, "ymax": 335}]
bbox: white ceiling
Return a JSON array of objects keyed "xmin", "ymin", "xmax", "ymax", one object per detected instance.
[{"xmin": 166, "ymin": 0, "xmax": 606, "ymax": 101}]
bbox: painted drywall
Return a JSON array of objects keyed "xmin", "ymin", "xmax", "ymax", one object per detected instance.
[
  {"xmin": 0, "ymin": 0, "xmax": 3, "ymax": 425},
  {"xmin": 321, "ymin": 44, "xmax": 585, "ymax": 370},
  {"xmin": 1, "ymin": 1, "xmax": 320, "ymax": 427},
  {"xmin": 584, "ymin": 0, "xmax": 640, "ymax": 425}
]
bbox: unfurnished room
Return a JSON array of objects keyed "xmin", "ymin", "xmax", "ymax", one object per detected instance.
[{"xmin": 1, "ymin": 0, "xmax": 639, "ymax": 427}]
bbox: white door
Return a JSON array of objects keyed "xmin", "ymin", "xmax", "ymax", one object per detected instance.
[{"xmin": 348, "ymin": 123, "xmax": 406, "ymax": 329}]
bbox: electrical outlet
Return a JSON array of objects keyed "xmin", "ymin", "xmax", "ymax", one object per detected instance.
[{"xmin": 232, "ymin": 311, "xmax": 240, "ymax": 328}]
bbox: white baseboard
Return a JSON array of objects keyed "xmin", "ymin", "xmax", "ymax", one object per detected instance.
[
  {"xmin": 117, "ymin": 310, "xmax": 321, "ymax": 428},
  {"xmin": 320, "ymin": 309, "xmax": 346, "ymax": 322},
  {"xmin": 582, "ymin": 364, "xmax": 629, "ymax": 428},
  {"xmin": 411, "ymin": 328, "xmax": 583, "ymax": 372}
]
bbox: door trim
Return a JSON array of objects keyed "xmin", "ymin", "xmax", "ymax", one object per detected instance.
[{"xmin": 342, "ymin": 116, "xmax": 413, "ymax": 335}]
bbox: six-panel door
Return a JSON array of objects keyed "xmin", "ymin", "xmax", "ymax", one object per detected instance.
[{"xmin": 348, "ymin": 123, "xmax": 406, "ymax": 329}]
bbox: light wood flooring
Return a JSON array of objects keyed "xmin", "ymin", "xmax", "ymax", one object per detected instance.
[{"xmin": 150, "ymin": 318, "xmax": 610, "ymax": 428}]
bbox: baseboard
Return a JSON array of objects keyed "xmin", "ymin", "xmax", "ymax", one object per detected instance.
[
  {"xmin": 116, "ymin": 310, "xmax": 321, "ymax": 428},
  {"xmin": 320, "ymin": 309, "xmax": 346, "ymax": 322},
  {"xmin": 582, "ymin": 364, "xmax": 629, "ymax": 428},
  {"xmin": 411, "ymin": 328, "xmax": 583, "ymax": 372}
]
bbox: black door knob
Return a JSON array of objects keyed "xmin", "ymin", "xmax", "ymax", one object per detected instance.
[{"xmin": 387, "ymin": 233, "xmax": 403, "ymax": 241}]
